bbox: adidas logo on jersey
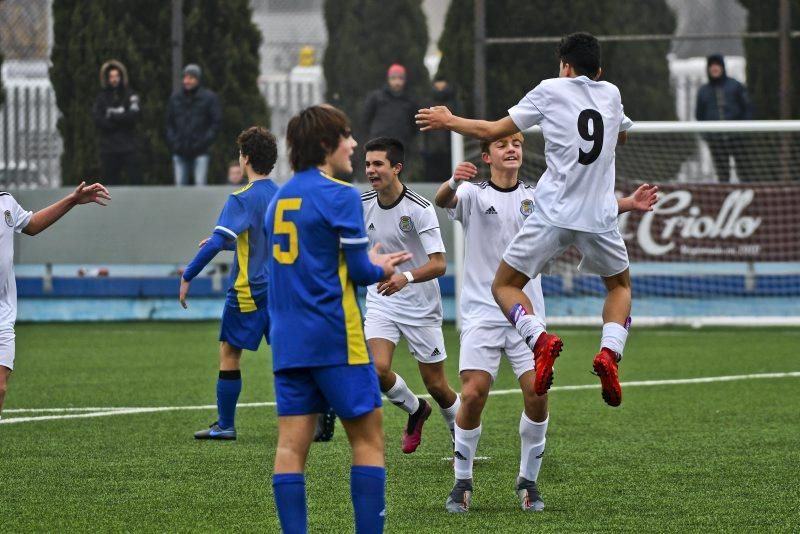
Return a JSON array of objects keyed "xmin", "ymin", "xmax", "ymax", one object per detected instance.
[
  {"xmin": 485, "ymin": 206, "xmax": 498, "ymax": 215},
  {"xmin": 368, "ymin": 223, "xmax": 375, "ymax": 231},
  {"xmin": 431, "ymin": 347, "xmax": 441, "ymax": 357}
]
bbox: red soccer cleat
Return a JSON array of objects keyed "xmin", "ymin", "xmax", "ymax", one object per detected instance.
[
  {"xmin": 401, "ymin": 399, "xmax": 432, "ymax": 453},
  {"xmin": 593, "ymin": 348, "xmax": 622, "ymax": 407},
  {"xmin": 532, "ymin": 333, "xmax": 563, "ymax": 396}
]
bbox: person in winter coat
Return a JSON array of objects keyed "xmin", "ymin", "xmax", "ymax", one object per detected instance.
[
  {"xmin": 93, "ymin": 60, "xmax": 142, "ymax": 184},
  {"xmin": 363, "ymin": 64, "xmax": 418, "ymax": 159},
  {"xmin": 166, "ymin": 64, "xmax": 222, "ymax": 186},
  {"xmin": 422, "ymin": 74, "xmax": 459, "ymax": 181},
  {"xmin": 695, "ymin": 54, "xmax": 754, "ymax": 182}
]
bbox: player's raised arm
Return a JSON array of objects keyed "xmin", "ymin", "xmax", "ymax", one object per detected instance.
[
  {"xmin": 617, "ymin": 184, "xmax": 659, "ymax": 214},
  {"xmin": 22, "ymin": 181, "xmax": 110, "ymax": 236},
  {"xmin": 416, "ymin": 106, "xmax": 519, "ymax": 141},
  {"xmin": 434, "ymin": 161, "xmax": 478, "ymax": 209}
]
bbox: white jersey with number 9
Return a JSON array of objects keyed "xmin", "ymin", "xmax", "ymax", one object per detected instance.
[{"xmin": 508, "ymin": 76, "xmax": 633, "ymax": 234}]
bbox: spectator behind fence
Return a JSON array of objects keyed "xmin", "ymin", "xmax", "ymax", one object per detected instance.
[
  {"xmin": 227, "ymin": 160, "xmax": 244, "ymax": 186},
  {"xmin": 695, "ymin": 54, "xmax": 754, "ymax": 182},
  {"xmin": 93, "ymin": 60, "xmax": 142, "ymax": 184},
  {"xmin": 166, "ymin": 64, "xmax": 222, "ymax": 186},
  {"xmin": 422, "ymin": 74, "xmax": 459, "ymax": 181},
  {"xmin": 363, "ymin": 64, "xmax": 418, "ymax": 170}
]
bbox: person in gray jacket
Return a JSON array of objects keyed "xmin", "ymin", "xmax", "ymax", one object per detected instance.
[{"xmin": 695, "ymin": 54, "xmax": 753, "ymax": 182}]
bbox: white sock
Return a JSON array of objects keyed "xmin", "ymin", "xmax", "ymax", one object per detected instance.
[
  {"xmin": 385, "ymin": 374, "xmax": 420, "ymax": 415},
  {"xmin": 439, "ymin": 395, "xmax": 460, "ymax": 435},
  {"xmin": 601, "ymin": 322, "xmax": 628, "ymax": 359},
  {"xmin": 519, "ymin": 412, "xmax": 548, "ymax": 481},
  {"xmin": 454, "ymin": 423, "xmax": 482, "ymax": 480},
  {"xmin": 516, "ymin": 314, "xmax": 546, "ymax": 351}
]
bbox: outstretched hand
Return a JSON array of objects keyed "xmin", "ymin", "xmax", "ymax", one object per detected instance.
[
  {"xmin": 369, "ymin": 243, "xmax": 412, "ymax": 280},
  {"xmin": 452, "ymin": 161, "xmax": 478, "ymax": 183},
  {"xmin": 631, "ymin": 183, "xmax": 659, "ymax": 212},
  {"xmin": 71, "ymin": 181, "xmax": 111, "ymax": 206},
  {"xmin": 416, "ymin": 106, "xmax": 453, "ymax": 132}
]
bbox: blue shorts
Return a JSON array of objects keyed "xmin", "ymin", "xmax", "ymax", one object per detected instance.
[
  {"xmin": 274, "ymin": 363, "xmax": 382, "ymax": 420},
  {"xmin": 219, "ymin": 305, "xmax": 269, "ymax": 351}
]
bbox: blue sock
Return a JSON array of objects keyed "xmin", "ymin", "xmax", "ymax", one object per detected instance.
[
  {"xmin": 351, "ymin": 465, "xmax": 386, "ymax": 534},
  {"xmin": 272, "ymin": 473, "xmax": 307, "ymax": 534},
  {"xmin": 216, "ymin": 370, "xmax": 241, "ymax": 430}
]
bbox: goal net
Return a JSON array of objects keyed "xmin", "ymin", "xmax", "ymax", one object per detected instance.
[{"xmin": 450, "ymin": 121, "xmax": 800, "ymax": 327}]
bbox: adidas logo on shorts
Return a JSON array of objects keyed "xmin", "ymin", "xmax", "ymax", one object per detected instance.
[
  {"xmin": 368, "ymin": 223, "xmax": 375, "ymax": 230},
  {"xmin": 485, "ymin": 206, "xmax": 498, "ymax": 215},
  {"xmin": 431, "ymin": 347, "xmax": 441, "ymax": 357}
]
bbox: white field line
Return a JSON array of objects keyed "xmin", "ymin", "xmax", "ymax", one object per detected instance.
[{"xmin": 2, "ymin": 371, "xmax": 798, "ymax": 426}]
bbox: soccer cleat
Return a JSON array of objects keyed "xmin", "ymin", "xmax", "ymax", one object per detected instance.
[
  {"xmin": 593, "ymin": 348, "xmax": 622, "ymax": 407},
  {"xmin": 532, "ymin": 332, "xmax": 563, "ymax": 396},
  {"xmin": 401, "ymin": 398, "xmax": 432, "ymax": 453},
  {"xmin": 313, "ymin": 408, "xmax": 337, "ymax": 442},
  {"xmin": 194, "ymin": 421, "xmax": 236, "ymax": 440},
  {"xmin": 445, "ymin": 478, "xmax": 473, "ymax": 513},
  {"xmin": 516, "ymin": 477, "xmax": 545, "ymax": 512}
]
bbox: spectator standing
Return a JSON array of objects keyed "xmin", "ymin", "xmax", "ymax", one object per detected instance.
[
  {"xmin": 422, "ymin": 74, "xmax": 459, "ymax": 181},
  {"xmin": 695, "ymin": 54, "xmax": 754, "ymax": 182},
  {"xmin": 166, "ymin": 64, "xmax": 222, "ymax": 186},
  {"xmin": 93, "ymin": 60, "xmax": 142, "ymax": 184},
  {"xmin": 363, "ymin": 64, "xmax": 418, "ymax": 175}
]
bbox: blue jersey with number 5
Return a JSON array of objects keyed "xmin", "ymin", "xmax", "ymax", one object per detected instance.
[{"xmin": 265, "ymin": 168, "xmax": 371, "ymax": 371}]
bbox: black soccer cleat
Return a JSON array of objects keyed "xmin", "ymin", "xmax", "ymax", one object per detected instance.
[
  {"xmin": 445, "ymin": 478, "xmax": 473, "ymax": 513},
  {"xmin": 313, "ymin": 408, "xmax": 337, "ymax": 442}
]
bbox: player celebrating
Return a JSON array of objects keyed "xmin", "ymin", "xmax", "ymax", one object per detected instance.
[
  {"xmin": 266, "ymin": 105, "xmax": 410, "ymax": 534},
  {"xmin": 361, "ymin": 137, "xmax": 459, "ymax": 453},
  {"xmin": 435, "ymin": 136, "xmax": 656, "ymax": 513},
  {"xmin": 1, "ymin": 182, "xmax": 110, "ymax": 419},
  {"xmin": 180, "ymin": 126, "xmax": 279, "ymax": 440},
  {"xmin": 419, "ymin": 32, "xmax": 641, "ymax": 408}
]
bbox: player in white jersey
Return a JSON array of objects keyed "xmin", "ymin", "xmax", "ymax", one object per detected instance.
[
  {"xmin": 433, "ymin": 135, "xmax": 656, "ymax": 513},
  {"xmin": 418, "ymin": 32, "xmax": 654, "ymax": 410},
  {"xmin": 0, "ymin": 182, "xmax": 110, "ymax": 419},
  {"xmin": 360, "ymin": 137, "xmax": 460, "ymax": 453}
]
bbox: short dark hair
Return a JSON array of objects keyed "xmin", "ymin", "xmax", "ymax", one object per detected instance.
[
  {"xmin": 237, "ymin": 126, "xmax": 277, "ymax": 176},
  {"xmin": 558, "ymin": 32, "xmax": 601, "ymax": 78},
  {"xmin": 364, "ymin": 137, "xmax": 405, "ymax": 171},
  {"xmin": 286, "ymin": 105, "xmax": 351, "ymax": 172}
]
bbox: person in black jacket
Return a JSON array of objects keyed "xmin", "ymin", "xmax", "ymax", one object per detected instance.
[
  {"xmin": 363, "ymin": 64, "xmax": 419, "ymax": 176},
  {"xmin": 93, "ymin": 60, "xmax": 142, "ymax": 184},
  {"xmin": 695, "ymin": 54, "xmax": 754, "ymax": 182},
  {"xmin": 166, "ymin": 64, "xmax": 222, "ymax": 186},
  {"xmin": 422, "ymin": 74, "xmax": 459, "ymax": 181}
]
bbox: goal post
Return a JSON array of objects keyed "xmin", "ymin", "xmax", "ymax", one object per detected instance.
[{"xmin": 449, "ymin": 121, "xmax": 800, "ymax": 327}]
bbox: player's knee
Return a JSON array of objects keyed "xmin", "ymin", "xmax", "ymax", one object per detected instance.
[
  {"xmin": 460, "ymin": 386, "xmax": 488, "ymax": 412},
  {"xmin": 375, "ymin": 367, "xmax": 394, "ymax": 391}
]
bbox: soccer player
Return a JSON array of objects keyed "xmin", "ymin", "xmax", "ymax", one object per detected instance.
[
  {"xmin": 266, "ymin": 105, "xmax": 410, "ymax": 534},
  {"xmin": 1, "ymin": 182, "xmax": 110, "ymax": 419},
  {"xmin": 361, "ymin": 137, "xmax": 459, "ymax": 453},
  {"xmin": 179, "ymin": 126, "xmax": 279, "ymax": 440},
  {"xmin": 434, "ymin": 136, "xmax": 656, "ymax": 513},
  {"xmin": 418, "ymin": 32, "xmax": 641, "ymax": 409}
]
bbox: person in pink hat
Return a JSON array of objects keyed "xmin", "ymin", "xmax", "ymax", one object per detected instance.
[{"xmin": 363, "ymin": 64, "xmax": 419, "ymax": 169}]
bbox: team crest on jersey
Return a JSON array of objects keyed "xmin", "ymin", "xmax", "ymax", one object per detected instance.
[
  {"xmin": 4, "ymin": 210, "xmax": 12, "ymax": 227},
  {"xmin": 520, "ymin": 199, "xmax": 534, "ymax": 217},
  {"xmin": 398, "ymin": 215, "xmax": 414, "ymax": 232}
]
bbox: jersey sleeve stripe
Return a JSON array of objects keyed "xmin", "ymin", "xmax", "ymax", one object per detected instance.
[
  {"xmin": 340, "ymin": 236, "xmax": 369, "ymax": 245},
  {"xmin": 405, "ymin": 189, "xmax": 431, "ymax": 206},
  {"xmin": 214, "ymin": 226, "xmax": 238, "ymax": 239},
  {"xmin": 405, "ymin": 195, "xmax": 431, "ymax": 209}
]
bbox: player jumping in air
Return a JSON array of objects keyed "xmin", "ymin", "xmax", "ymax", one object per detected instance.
[
  {"xmin": 266, "ymin": 105, "xmax": 410, "ymax": 534},
  {"xmin": 434, "ymin": 134, "xmax": 655, "ymax": 513},
  {"xmin": 180, "ymin": 126, "xmax": 279, "ymax": 440},
  {"xmin": 1, "ymin": 182, "xmax": 110, "ymax": 419},
  {"xmin": 360, "ymin": 137, "xmax": 460, "ymax": 453},
  {"xmin": 419, "ymin": 32, "xmax": 646, "ymax": 409}
]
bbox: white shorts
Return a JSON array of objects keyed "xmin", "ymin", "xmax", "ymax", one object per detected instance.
[
  {"xmin": 503, "ymin": 211, "xmax": 630, "ymax": 278},
  {"xmin": 364, "ymin": 312, "xmax": 447, "ymax": 364},
  {"xmin": 0, "ymin": 325, "xmax": 15, "ymax": 371},
  {"xmin": 459, "ymin": 323, "xmax": 533, "ymax": 381}
]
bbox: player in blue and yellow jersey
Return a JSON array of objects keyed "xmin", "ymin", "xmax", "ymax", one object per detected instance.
[
  {"xmin": 266, "ymin": 105, "xmax": 410, "ymax": 534},
  {"xmin": 179, "ymin": 126, "xmax": 279, "ymax": 440}
]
